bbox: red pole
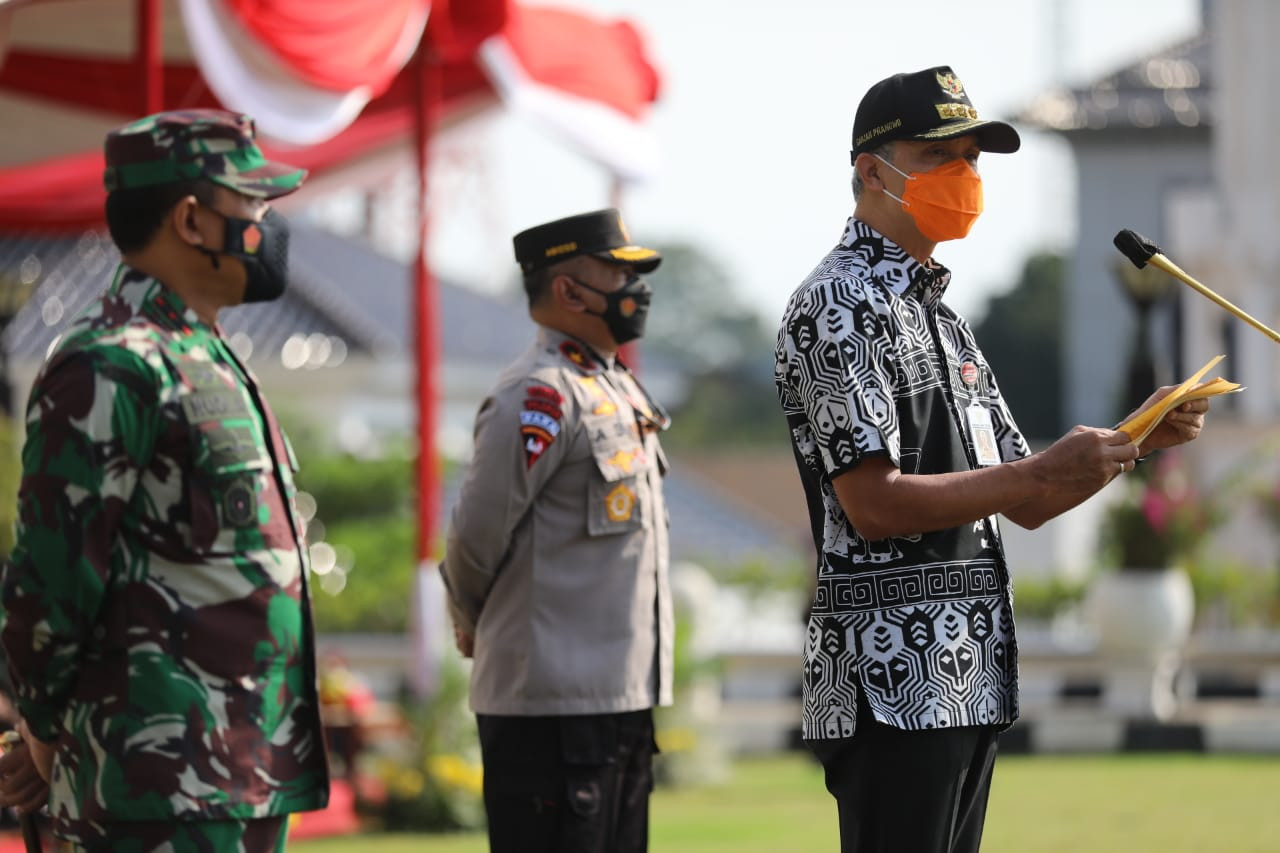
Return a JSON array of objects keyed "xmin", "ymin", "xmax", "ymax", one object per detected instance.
[
  {"xmin": 414, "ymin": 45, "xmax": 441, "ymax": 562},
  {"xmin": 137, "ymin": 0, "xmax": 162, "ymax": 114}
]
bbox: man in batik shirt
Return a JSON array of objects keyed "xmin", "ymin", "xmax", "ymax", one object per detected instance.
[
  {"xmin": 0, "ymin": 110, "xmax": 328, "ymax": 851},
  {"xmin": 774, "ymin": 66, "xmax": 1209, "ymax": 853}
]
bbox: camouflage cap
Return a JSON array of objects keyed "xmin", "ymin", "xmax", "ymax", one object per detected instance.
[{"xmin": 103, "ymin": 109, "xmax": 307, "ymax": 199}]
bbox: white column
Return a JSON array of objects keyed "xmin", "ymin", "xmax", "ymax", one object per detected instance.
[{"xmin": 1213, "ymin": 1, "xmax": 1280, "ymax": 420}]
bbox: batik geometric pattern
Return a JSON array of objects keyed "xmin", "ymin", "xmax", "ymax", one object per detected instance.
[{"xmin": 775, "ymin": 218, "xmax": 1030, "ymax": 739}]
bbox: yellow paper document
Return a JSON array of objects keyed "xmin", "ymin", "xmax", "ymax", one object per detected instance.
[{"xmin": 1116, "ymin": 354, "xmax": 1242, "ymax": 445}]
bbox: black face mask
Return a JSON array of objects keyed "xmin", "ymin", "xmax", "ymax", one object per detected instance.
[
  {"xmin": 199, "ymin": 207, "xmax": 291, "ymax": 304},
  {"xmin": 572, "ymin": 274, "xmax": 653, "ymax": 344}
]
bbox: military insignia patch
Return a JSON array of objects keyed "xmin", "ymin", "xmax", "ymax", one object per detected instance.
[
  {"xmin": 936, "ymin": 70, "xmax": 965, "ymax": 99},
  {"xmin": 605, "ymin": 482, "xmax": 636, "ymax": 522}
]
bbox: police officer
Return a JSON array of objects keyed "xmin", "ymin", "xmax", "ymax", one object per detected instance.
[
  {"xmin": 442, "ymin": 209, "xmax": 673, "ymax": 853},
  {"xmin": 0, "ymin": 110, "xmax": 328, "ymax": 850}
]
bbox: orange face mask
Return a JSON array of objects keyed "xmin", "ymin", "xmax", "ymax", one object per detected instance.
[{"xmin": 875, "ymin": 155, "xmax": 984, "ymax": 242}]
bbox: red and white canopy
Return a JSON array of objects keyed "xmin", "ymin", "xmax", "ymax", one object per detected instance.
[
  {"xmin": 0, "ymin": 0, "xmax": 663, "ymax": 230},
  {"xmin": 179, "ymin": 0, "xmax": 434, "ymax": 145}
]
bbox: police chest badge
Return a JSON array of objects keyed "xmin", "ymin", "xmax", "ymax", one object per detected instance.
[
  {"xmin": 521, "ymin": 384, "xmax": 563, "ymax": 468},
  {"xmin": 605, "ymin": 482, "xmax": 636, "ymax": 522}
]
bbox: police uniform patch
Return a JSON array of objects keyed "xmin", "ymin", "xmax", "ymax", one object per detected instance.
[
  {"xmin": 520, "ymin": 409, "xmax": 561, "ymax": 435},
  {"xmin": 521, "ymin": 385, "xmax": 563, "ymax": 468},
  {"xmin": 605, "ymin": 482, "xmax": 636, "ymax": 522},
  {"xmin": 524, "ymin": 385, "xmax": 563, "ymax": 418},
  {"xmin": 559, "ymin": 341, "xmax": 596, "ymax": 372},
  {"xmin": 526, "ymin": 385, "xmax": 563, "ymax": 405},
  {"xmin": 524, "ymin": 399, "xmax": 561, "ymax": 418},
  {"xmin": 523, "ymin": 429, "xmax": 552, "ymax": 468}
]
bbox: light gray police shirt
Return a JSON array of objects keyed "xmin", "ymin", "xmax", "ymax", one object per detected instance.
[{"xmin": 442, "ymin": 325, "xmax": 673, "ymax": 716}]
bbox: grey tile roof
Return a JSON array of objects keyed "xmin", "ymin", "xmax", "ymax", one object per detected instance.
[
  {"xmin": 1015, "ymin": 32, "xmax": 1210, "ymax": 133},
  {"xmin": 282, "ymin": 223, "xmax": 533, "ymax": 365},
  {"xmin": 0, "ymin": 222, "xmax": 531, "ymax": 367}
]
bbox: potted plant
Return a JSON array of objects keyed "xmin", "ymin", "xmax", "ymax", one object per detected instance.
[
  {"xmin": 1098, "ymin": 451, "xmax": 1222, "ymax": 571},
  {"xmin": 1088, "ymin": 451, "xmax": 1224, "ymax": 719}
]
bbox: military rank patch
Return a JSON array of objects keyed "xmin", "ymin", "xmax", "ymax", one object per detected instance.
[
  {"xmin": 605, "ymin": 482, "xmax": 636, "ymax": 522},
  {"xmin": 521, "ymin": 384, "xmax": 563, "ymax": 468},
  {"xmin": 559, "ymin": 340, "xmax": 597, "ymax": 373}
]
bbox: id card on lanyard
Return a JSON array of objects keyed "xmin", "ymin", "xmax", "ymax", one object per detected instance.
[{"xmin": 966, "ymin": 400, "xmax": 1002, "ymax": 467}]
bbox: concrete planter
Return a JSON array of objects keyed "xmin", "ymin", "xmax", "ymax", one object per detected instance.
[{"xmin": 1086, "ymin": 567, "xmax": 1195, "ymax": 720}]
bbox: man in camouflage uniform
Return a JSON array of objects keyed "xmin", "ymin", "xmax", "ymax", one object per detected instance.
[
  {"xmin": 0, "ymin": 110, "xmax": 328, "ymax": 851},
  {"xmin": 442, "ymin": 209, "xmax": 672, "ymax": 853}
]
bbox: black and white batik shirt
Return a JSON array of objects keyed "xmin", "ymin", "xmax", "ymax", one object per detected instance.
[{"xmin": 775, "ymin": 217, "xmax": 1032, "ymax": 741}]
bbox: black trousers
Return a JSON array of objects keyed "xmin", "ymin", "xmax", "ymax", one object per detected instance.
[
  {"xmin": 476, "ymin": 709, "xmax": 656, "ymax": 853},
  {"xmin": 810, "ymin": 695, "xmax": 1001, "ymax": 853}
]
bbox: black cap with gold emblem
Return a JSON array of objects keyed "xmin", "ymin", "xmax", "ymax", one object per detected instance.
[
  {"xmin": 512, "ymin": 208, "xmax": 661, "ymax": 274},
  {"xmin": 850, "ymin": 65, "xmax": 1020, "ymax": 162}
]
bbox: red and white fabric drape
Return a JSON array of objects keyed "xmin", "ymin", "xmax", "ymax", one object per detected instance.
[
  {"xmin": 480, "ymin": 5, "xmax": 661, "ymax": 181},
  {"xmin": 178, "ymin": 0, "xmax": 661, "ymax": 179},
  {"xmin": 179, "ymin": 0, "xmax": 431, "ymax": 145}
]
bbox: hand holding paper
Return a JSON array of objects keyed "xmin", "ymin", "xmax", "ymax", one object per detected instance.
[{"xmin": 1116, "ymin": 355, "xmax": 1241, "ymax": 447}]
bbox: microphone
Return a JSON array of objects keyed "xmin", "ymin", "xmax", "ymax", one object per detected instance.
[{"xmin": 1113, "ymin": 229, "xmax": 1280, "ymax": 345}]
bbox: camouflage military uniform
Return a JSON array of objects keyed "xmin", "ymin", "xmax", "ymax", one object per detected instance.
[{"xmin": 1, "ymin": 264, "xmax": 328, "ymax": 845}]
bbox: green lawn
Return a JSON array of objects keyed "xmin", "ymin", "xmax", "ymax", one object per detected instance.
[{"xmin": 295, "ymin": 752, "xmax": 1280, "ymax": 852}]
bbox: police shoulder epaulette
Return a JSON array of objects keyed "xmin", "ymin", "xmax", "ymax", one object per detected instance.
[{"xmin": 558, "ymin": 340, "xmax": 599, "ymax": 374}]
